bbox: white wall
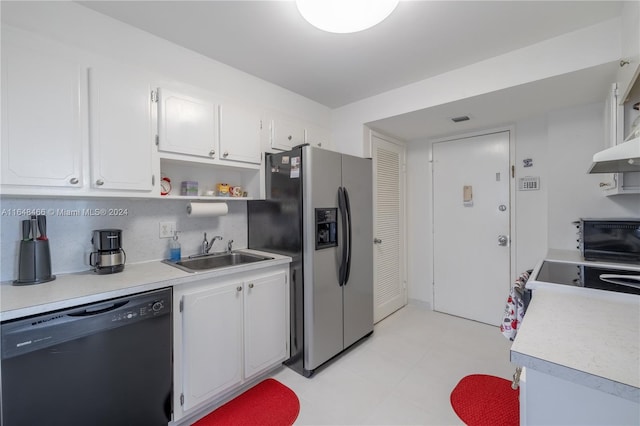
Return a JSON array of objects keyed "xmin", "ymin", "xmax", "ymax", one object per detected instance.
[
  {"xmin": 405, "ymin": 102, "xmax": 640, "ymax": 308},
  {"xmin": 513, "ymin": 116, "xmax": 549, "ymax": 274},
  {"xmin": 405, "ymin": 142, "xmax": 433, "ymax": 304},
  {"xmin": 0, "ymin": 2, "xmax": 332, "ymax": 281},
  {"xmin": 330, "ymin": 15, "xmax": 633, "ymax": 308},
  {"xmin": 331, "ymin": 18, "xmax": 621, "ymax": 157},
  {"xmin": 1, "ymin": 1, "xmax": 331, "ymax": 125},
  {"xmin": 546, "ymin": 102, "xmax": 640, "ymax": 249},
  {"xmin": 0, "ymin": 198, "xmax": 246, "ymax": 281}
]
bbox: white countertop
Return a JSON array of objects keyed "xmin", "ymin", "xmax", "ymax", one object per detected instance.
[
  {"xmin": 0, "ymin": 249, "xmax": 291, "ymax": 322},
  {"xmin": 511, "ymin": 274, "xmax": 640, "ymax": 402}
]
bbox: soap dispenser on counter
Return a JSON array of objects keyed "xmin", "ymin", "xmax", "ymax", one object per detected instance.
[{"xmin": 169, "ymin": 231, "xmax": 181, "ymax": 262}]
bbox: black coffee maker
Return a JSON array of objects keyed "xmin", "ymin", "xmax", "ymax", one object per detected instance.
[{"xmin": 89, "ymin": 229, "xmax": 126, "ymax": 274}]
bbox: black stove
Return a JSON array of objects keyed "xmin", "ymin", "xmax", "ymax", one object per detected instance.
[{"xmin": 535, "ymin": 261, "xmax": 640, "ymax": 296}]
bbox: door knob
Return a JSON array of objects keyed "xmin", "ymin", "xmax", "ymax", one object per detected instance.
[
  {"xmin": 498, "ymin": 235, "xmax": 508, "ymax": 246},
  {"xmin": 373, "ymin": 238, "xmax": 382, "ymax": 244}
]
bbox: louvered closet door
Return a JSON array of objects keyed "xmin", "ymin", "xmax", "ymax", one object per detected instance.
[{"xmin": 372, "ymin": 135, "xmax": 406, "ymax": 323}]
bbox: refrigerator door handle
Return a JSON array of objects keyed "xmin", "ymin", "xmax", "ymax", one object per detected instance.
[
  {"xmin": 343, "ymin": 187, "xmax": 353, "ymax": 285},
  {"xmin": 338, "ymin": 187, "xmax": 348, "ymax": 286}
]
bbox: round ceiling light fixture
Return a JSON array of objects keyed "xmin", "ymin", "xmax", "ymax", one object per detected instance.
[{"xmin": 296, "ymin": 0, "xmax": 399, "ymax": 34}]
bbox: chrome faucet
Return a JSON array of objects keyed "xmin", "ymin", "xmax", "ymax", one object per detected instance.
[
  {"xmin": 202, "ymin": 233, "xmax": 223, "ymax": 254},
  {"xmin": 227, "ymin": 239, "xmax": 234, "ymax": 253}
]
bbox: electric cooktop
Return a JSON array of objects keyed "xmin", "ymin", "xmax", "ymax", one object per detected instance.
[{"xmin": 534, "ymin": 261, "xmax": 640, "ymax": 296}]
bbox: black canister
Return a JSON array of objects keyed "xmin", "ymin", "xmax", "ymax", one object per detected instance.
[
  {"xmin": 14, "ymin": 240, "xmax": 56, "ymax": 285},
  {"xmin": 89, "ymin": 229, "xmax": 126, "ymax": 274}
]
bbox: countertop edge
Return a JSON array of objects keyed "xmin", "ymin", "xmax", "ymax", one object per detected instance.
[
  {"xmin": 511, "ymin": 350, "xmax": 640, "ymax": 403},
  {"xmin": 1, "ymin": 249, "xmax": 292, "ymax": 322}
]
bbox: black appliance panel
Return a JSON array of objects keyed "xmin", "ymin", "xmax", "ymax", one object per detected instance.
[
  {"xmin": 581, "ymin": 219, "xmax": 640, "ymax": 264},
  {"xmin": 536, "ymin": 261, "xmax": 640, "ymax": 295},
  {"xmin": 315, "ymin": 208, "xmax": 338, "ymax": 250},
  {"xmin": 1, "ymin": 288, "xmax": 172, "ymax": 426}
]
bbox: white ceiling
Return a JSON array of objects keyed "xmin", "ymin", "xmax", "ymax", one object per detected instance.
[{"xmin": 78, "ymin": 0, "xmax": 623, "ymax": 141}]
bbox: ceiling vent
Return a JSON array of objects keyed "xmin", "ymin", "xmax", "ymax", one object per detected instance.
[{"xmin": 451, "ymin": 115, "xmax": 470, "ymax": 123}]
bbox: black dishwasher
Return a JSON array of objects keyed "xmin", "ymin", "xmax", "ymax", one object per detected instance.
[{"xmin": 1, "ymin": 287, "xmax": 172, "ymax": 426}]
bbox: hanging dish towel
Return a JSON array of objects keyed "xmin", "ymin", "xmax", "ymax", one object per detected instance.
[{"xmin": 500, "ymin": 271, "xmax": 530, "ymax": 341}]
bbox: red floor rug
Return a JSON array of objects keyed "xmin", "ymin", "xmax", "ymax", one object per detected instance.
[
  {"xmin": 450, "ymin": 374, "xmax": 519, "ymax": 426},
  {"xmin": 192, "ymin": 378, "xmax": 300, "ymax": 426}
]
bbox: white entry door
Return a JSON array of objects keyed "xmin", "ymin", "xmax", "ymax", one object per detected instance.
[
  {"xmin": 432, "ymin": 131, "xmax": 511, "ymax": 326},
  {"xmin": 372, "ymin": 134, "xmax": 407, "ymax": 323}
]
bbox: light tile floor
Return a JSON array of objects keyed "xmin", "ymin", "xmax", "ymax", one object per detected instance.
[{"xmin": 270, "ymin": 304, "xmax": 515, "ymax": 425}]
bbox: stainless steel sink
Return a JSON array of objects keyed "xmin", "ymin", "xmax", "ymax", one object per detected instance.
[{"xmin": 163, "ymin": 252, "xmax": 273, "ymax": 273}]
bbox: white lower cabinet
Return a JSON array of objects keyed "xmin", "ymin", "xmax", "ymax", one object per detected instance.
[
  {"xmin": 173, "ymin": 267, "xmax": 289, "ymax": 422},
  {"xmin": 520, "ymin": 367, "xmax": 639, "ymax": 425}
]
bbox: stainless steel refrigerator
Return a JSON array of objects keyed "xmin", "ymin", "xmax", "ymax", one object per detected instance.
[{"xmin": 248, "ymin": 145, "xmax": 373, "ymax": 377}]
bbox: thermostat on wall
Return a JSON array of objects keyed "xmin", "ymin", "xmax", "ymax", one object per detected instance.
[{"xmin": 518, "ymin": 176, "xmax": 540, "ymax": 191}]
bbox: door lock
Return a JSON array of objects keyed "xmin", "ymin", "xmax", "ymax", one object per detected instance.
[{"xmin": 498, "ymin": 235, "xmax": 508, "ymax": 246}]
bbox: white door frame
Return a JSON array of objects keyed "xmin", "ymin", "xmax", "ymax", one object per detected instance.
[
  {"xmin": 429, "ymin": 126, "xmax": 517, "ymax": 305},
  {"xmin": 370, "ymin": 129, "xmax": 408, "ymax": 322}
]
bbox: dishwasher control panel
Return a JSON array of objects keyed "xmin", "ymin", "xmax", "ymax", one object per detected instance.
[
  {"xmin": 111, "ymin": 298, "xmax": 169, "ymax": 322},
  {"xmin": 1, "ymin": 288, "xmax": 172, "ymax": 359}
]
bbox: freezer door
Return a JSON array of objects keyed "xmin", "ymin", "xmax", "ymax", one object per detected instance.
[
  {"xmin": 341, "ymin": 154, "xmax": 374, "ymax": 347},
  {"xmin": 248, "ymin": 149, "xmax": 303, "ymax": 255},
  {"xmin": 302, "ymin": 147, "xmax": 344, "ymax": 371}
]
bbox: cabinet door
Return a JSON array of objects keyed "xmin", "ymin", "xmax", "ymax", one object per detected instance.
[
  {"xmin": 158, "ymin": 88, "xmax": 217, "ymax": 158},
  {"xmin": 1, "ymin": 36, "xmax": 83, "ymax": 188},
  {"xmin": 218, "ymin": 103, "xmax": 262, "ymax": 164},
  {"xmin": 618, "ymin": 1, "xmax": 640, "ymax": 102},
  {"xmin": 244, "ymin": 271, "xmax": 289, "ymax": 379},
  {"xmin": 305, "ymin": 124, "xmax": 331, "ymax": 149},
  {"xmin": 270, "ymin": 116, "xmax": 305, "ymax": 151},
  {"xmin": 88, "ymin": 64, "xmax": 153, "ymax": 191},
  {"xmin": 181, "ymin": 282, "xmax": 243, "ymax": 411}
]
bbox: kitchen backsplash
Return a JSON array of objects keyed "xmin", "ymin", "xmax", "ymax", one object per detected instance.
[{"xmin": 0, "ymin": 197, "xmax": 247, "ymax": 282}]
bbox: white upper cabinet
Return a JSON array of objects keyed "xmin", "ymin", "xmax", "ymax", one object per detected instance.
[
  {"xmin": 305, "ymin": 123, "xmax": 331, "ymax": 150},
  {"xmin": 1, "ymin": 30, "xmax": 84, "ymax": 188},
  {"xmin": 157, "ymin": 88, "xmax": 218, "ymax": 159},
  {"xmin": 88, "ymin": 63, "xmax": 154, "ymax": 192},
  {"xmin": 270, "ymin": 114, "xmax": 306, "ymax": 151},
  {"xmin": 218, "ymin": 103, "xmax": 262, "ymax": 165},
  {"xmin": 618, "ymin": 1, "xmax": 640, "ymax": 103}
]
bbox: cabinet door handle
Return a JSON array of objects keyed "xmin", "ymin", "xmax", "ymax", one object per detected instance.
[
  {"xmin": 69, "ymin": 177, "xmax": 79, "ymax": 185},
  {"xmin": 287, "ymin": 135, "xmax": 292, "ymax": 140},
  {"xmin": 248, "ymin": 283, "xmax": 254, "ymax": 289},
  {"xmin": 95, "ymin": 179, "xmax": 104, "ymax": 186},
  {"xmin": 209, "ymin": 150, "xmax": 216, "ymax": 157},
  {"xmin": 223, "ymin": 151, "xmax": 229, "ymax": 158},
  {"xmin": 236, "ymin": 286, "xmax": 242, "ymax": 292}
]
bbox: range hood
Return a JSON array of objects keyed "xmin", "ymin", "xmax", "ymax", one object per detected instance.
[{"xmin": 588, "ymin": 136, "xmax": 640, "ymax": 173}]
